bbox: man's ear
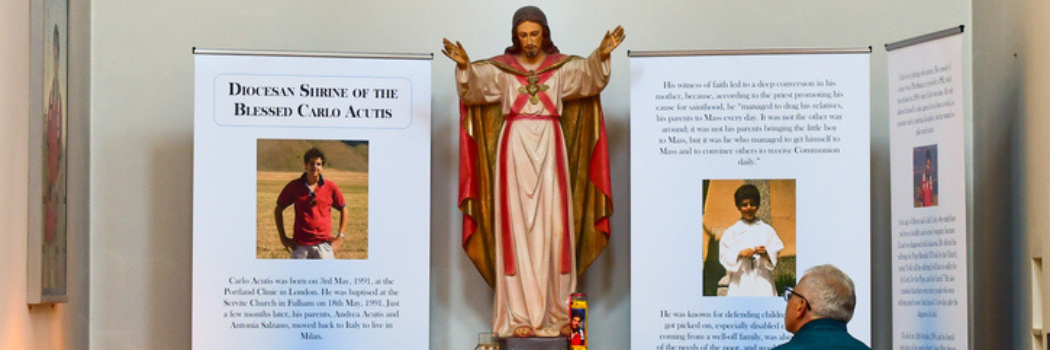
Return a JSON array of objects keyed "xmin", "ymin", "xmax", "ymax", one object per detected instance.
[{"xmin": 789, "ymin": 299, "xmax": 806, "ymax": 320}]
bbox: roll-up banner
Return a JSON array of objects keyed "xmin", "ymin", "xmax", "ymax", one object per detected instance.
[
  {"xmin": 887, "ymin": 26, "xmax": 970, "ymax": 350},
  {"xmin": 629, "ymin": 48, "xmax": 872, "ymax": 350},
  {"xmin": 192, "ymin": 49, "xmax": 431, "ymax": 350}
]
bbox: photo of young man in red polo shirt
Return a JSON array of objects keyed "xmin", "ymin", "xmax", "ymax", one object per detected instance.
[{"xmin": 273, "ymin": 147, "xmax": 348, "ymax": 259}]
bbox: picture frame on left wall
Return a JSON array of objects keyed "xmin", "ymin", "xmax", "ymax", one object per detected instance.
[{"xmin": 27, "ymin": 0, "xmax": 69, "ymax": 304}]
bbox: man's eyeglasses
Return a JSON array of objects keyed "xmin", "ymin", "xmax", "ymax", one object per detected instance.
[
  {"xmin": 308, "ymin": 192, "xmax": 317, "ymax": 206},
  {"xmin": 783, "ymin": 287, "xmax": 811, "ymax": 310}
]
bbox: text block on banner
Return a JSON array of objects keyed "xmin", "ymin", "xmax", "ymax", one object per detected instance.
[
  {"xmin": 193, "ymin": 51, "xmax": 430, "ymax": 350},
  {"xmin": 888, "ymin": 30, "xmax": 970, "ymax": 350},
  {"xmin": 630, "ymin": 50, "xmax": 872, "ymax": 350}
]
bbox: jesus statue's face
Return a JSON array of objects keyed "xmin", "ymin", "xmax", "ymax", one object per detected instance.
[{"xmin": 516, "ymin": 21, "xmax": 544, "ymax": 59}]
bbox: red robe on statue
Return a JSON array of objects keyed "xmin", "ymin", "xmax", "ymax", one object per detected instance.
[{"xmin": 457, "ymin": 51, "xmax": 614, "ymax": 337}]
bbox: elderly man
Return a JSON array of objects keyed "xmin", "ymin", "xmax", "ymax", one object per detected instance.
[{"xmin": 776, "ymin": 265, "xmax": 871, "ymax": 350}]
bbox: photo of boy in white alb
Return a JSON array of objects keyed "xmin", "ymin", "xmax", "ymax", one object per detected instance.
[{"xmin": 718, "ymin": 184, "xmax": 785, "ymax": 296}]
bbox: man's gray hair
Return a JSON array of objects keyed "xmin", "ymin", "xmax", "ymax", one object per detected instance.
[{"xmin": 799, "ymin": 264, "xmax": 856, "ymax": 323}]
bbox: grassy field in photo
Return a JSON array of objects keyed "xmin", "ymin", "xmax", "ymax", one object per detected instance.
[{"xmin": 256, "ymin": 170, "xmax": 368, "ymax": 259}]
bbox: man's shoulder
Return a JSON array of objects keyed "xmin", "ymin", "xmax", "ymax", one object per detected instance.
[
  {"xmin": 774, "ymin": 322, "xmax": 871, "ymax": 350},
  {"xmin": 321, "ymin": 179, "xmax": 342, "ymax": 192},
  {"xmin": 772, "ymin": 337, "xmax": 870, "ymax": 350},
  {"xmin": 281, "ymin": 177, "xmax": 302, "ymax": 189},
  {"xmin": 276, "ymin": 177, "xmax": 304, "ymax": 206}
]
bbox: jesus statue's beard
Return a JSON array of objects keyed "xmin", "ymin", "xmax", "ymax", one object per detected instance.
[{"xmin": 524, "ymin": 47, "xmax": 540, "ymax": 58}]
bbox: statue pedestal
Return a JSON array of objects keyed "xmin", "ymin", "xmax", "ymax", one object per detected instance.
[{"xmin": 498, "ymin": 337, "xmax": 569, "ymax": 350}]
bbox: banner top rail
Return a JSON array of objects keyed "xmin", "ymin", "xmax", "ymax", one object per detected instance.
[
  {"xmin": 627, "ymin": 47, "xmax": 871, "ymax": 58},
  {"xmin": 885, "ymin": 25, "xmax": 965, "ymax": 52},
  {"xmin": 192, "ymin": 47, "xmax": 434, "ymax": 61}
]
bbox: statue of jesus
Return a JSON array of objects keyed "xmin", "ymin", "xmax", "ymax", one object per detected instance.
[{"xmin": 443, "ymin": 6, "xmax": 624, "ymax": 338}]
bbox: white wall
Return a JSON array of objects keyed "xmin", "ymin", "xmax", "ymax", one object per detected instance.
[
  {"xmin": 88, "ymin": 0, "xmax": 979, "ymax": 349},
  {"xmin": 972, "ymin": 0, "xmax": 1026, "ymax": 348},
  {"xmin": 0, "ymin": 0, "xmax": 90, "ymax": 349},
  {"xmin": 1023, "ymin": 0, "xmax": 1050, "ymax": 348}
]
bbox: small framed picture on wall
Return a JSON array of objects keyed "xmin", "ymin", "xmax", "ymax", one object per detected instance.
[{"xmin": 28, "ymin": 0, "xmax": 69, "ymax": 304}]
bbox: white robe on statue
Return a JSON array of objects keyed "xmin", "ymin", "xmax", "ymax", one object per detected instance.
[
  {"xmin": 719, "ymin": 219, "xmax": 784, "ymax": 296},
  {"xmin": 456, "ymin": 51, "xmax": 610, "ymax": 337}
]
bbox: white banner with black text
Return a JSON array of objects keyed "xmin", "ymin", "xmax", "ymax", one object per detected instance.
[
  {"xmin": 630, "ymin": 50, "xmax": 872, "ymax": 350},
  {"xmin": 193, "ymin": 51, "xmax": 431, "ymax": 350},
  {"xmin": 888, "ymin": 31, "xmax": 969, "ymax": 350}
]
